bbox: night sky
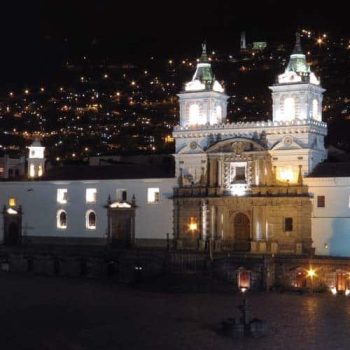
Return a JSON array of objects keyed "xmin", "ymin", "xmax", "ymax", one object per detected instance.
[{"xmin": 0, "ymin": 0, "xmax": 349, "ymax": 86}]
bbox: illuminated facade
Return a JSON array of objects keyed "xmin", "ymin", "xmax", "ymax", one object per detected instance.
[
  {"xmin": 2, "ymin": 37, "xmax": 350, "ymax": 259},
  {"xmin": 173, "ymin": 38, "xmax": 327, "ymax": 253},
  {"xmin": 27, "ymin": 139, "xmax": 45, "ymax": 178}
]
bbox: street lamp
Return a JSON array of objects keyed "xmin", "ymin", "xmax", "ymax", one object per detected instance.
[
  {"xmin": 237, "ymin": 268, "xmax": 251, "ymax": 330},
  {"xmin": 238, "ymin": 268, "xmax": 251, "ymax": 293},
  {"xmin": 307, "ymin": 267, "xmax": 316, "ymax": 292}
]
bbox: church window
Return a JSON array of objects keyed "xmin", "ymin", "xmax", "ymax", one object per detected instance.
[
  {"xmin": 284, "ymin": 217, "xmax": 293, "ymax": 232},
  {"xmin": 235, "ymin": 167, "xmax": 246, "ymax": 181},
  {"xmin": 216, "ymin": 105, "xmax": 222, "ymax": 120},
  {"xmin": 57, "ymin": 189, "xmax": 68, "ymax": 204},
  {"xmin": 147, "ymin": 188, "xmax": 160, "ymax": 203},
  {"xmin": 38, "ymin": 165, "xmax": 43, "ymax": 177},
  {"xmin": 8, "ymin": 168, "xmax": 14, "ymax": 177},
  {"xmin": 86, "ymin": 210, "xmax": 96, "ymax": 229},
  {"xmin": 230, "ymin": 162, "xmax": 247, "ymax": 183},
  {"xmin": 317, "ymin": 195, "xmax": 325, "ymax": 208},
  {"xmin": 116, "ymin": 189, "xmax": 127, "ymax": 201},
  {"xmin": 86, "ymin": 188, "xmax": 97, "ymax": 203},
  {"xmin": 312, "ymin": 99, "xmax": 319, "ymax": 120},
  {"xmin": 210, "ymin": 105, "xmax": 221, "ymax": 124},
  {"xmin": 8, "ymin": 198, "xmax": 16, "ymax": 207},
  {"xmin": 57, "ymin": 210, "xmax": 67, "ymax": 229},
  {"xmin": 189, "ymin": 103, "xmax": 200, "ymax": 125},
  {"xmin": 284, "ymin": 97, "xmax": 295, "ymax": 120},
  {"xmin": 29, "ymin": 164, "xmax": 35, "ymax": 177}
]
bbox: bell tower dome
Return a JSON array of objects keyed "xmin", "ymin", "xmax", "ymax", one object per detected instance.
[
  {"xmin": 267, "ymin": 33, "xmax": 328, "ymax": 175},
  {"xmin": 269, "ymin": 33, "xmax": 325, "ymax": 122},
  {"xmin": 177, "ymin": 43, "xmax": 229, "ymax": 127}
]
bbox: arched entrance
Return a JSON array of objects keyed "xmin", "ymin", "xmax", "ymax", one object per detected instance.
[
  {"xmin": 234, "ymin": 213, "xmax": 251, "ymax": 251},
  {"xmin": 7, "ymin": 222, "xmax": 20, "ymax": 245},
  {"xmin": 107, "ymin": 201, "xmax": 136, "ymax": 248}
]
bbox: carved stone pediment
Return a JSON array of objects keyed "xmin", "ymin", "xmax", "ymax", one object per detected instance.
[
  {"xmin": 206, "ymin": 137, "xmax": 266, "ymax": 154},
  {"xmin": 271, "ymin": 136, "xmax": 303, "ymax": 150},
  {"xmin": 178, "ymin": 142, "xmax": 205, "ymax": 154}
]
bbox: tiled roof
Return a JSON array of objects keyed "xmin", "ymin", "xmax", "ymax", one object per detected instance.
[{"xmin": 41, "ymin": 162, "xmax": 175, "ymax": 181}]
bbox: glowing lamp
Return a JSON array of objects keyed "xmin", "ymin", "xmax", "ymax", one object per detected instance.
[
  {"xmin": 8, "ymin": 198, "xmax": 16, "ymax": 207},
  {"xmin": 188, "ymin": 217, "xmax": 198, "ymax": 232},
  {"xmin": 278, "ymin": 168, "xmax": 295, "ymax": 183},
  {"xmin": 238, "ymin": 269, "xmax": 251, "ymax": 292},
  {"xmin": 345, "ymin": 289, "xmax": 350, "ymax": 296},
  {"xmin": 306, "ymin": 268, "xmax": 316, "ymax": 278},
  {"xmin": 331, "ymin": 287, "xmax": 337, "ymax": 295}
]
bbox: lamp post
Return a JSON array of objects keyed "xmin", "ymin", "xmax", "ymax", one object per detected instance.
[
  {"xmin": 237, "ymin": 268, "xmax": 251, "ymax": 329},
  {"xmin": 306, "ymin": 267, "xmax": 316, "ymax": 293}
]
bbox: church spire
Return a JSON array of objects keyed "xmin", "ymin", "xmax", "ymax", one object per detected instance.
[
  {"xmin": 292, "ymin": 32, "xmax": 303, "ymax": 54},
  {"xmin": 283, "ymin": 32, "xmax": 311, "ymax": 77},
  {"xmin": 200, "ymin": 41, "xmax": 209, "ymax": 63},
  {"xmin": 183, "ymin": 43, "xmax": 224, "ymax": 93}
]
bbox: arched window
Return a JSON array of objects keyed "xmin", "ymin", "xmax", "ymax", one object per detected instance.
[
  {"xmin": 38, "ymin": 165, "xmax": 43, "ymax": 177},
  {"xmin": 284, "ymin": 97, "xmax": 295, "ymax": 120},
  {"xmin": 210, "ymin": 105, "xmax": 222, "ymax": 124},
  {"xmin": 86, "ymin": 210, "xmax": 96, "ymax": 229},
  {"xmin": 312, "ymin": 99, "xmax": 320, "ymax": 120},
  {"xmin": 189, "ymin": 103, "xmax": 200, "ymax": 125},
  {"xmin": 57, "ymin": 210, "xmax": 67, "ymax": 229},
  {"xmin": 29, "ymin": 164, "xmax": 35, "ymax": 177}
]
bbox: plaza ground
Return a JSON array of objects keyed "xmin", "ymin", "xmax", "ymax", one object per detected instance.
[{"xmin": 1, "ymin": 273, "xmax": 350, "ymax": 350}]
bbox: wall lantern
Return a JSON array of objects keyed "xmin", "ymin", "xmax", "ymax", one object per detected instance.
[
  {"xmin": 237, "ymin": 268, "xmax": 251, "ymax": 293},
  {"xmin": 188, "ymin": 217, "xmax": 198, "ymax": 232}
]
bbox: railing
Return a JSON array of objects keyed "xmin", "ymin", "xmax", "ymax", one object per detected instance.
[{"xmin": 173, "ymin": 119, "xmax": 327, "ymax": 132}]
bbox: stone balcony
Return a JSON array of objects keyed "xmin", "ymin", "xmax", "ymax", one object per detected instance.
[{"xmin": 173, "ymin": 184, "xmax": 310, "ymax": 198}]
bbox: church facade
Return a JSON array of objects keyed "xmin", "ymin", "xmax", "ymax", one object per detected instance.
[
  {"xmin": 1, "ymin": 36, "xmax": 350, "ymax": 257},
  {"xmin": 173, "ymin": 37, "xmax": 326, "ymax": 255}
]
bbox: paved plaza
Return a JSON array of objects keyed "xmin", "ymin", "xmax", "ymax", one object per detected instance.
[{"xmin": 1, "ymin": 273, "xmax": 349, "ymax": 349}]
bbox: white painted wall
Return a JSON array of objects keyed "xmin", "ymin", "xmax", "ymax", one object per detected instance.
[
  {"xmin": 0, "ymin": 178, "xmax": 176, "ymax": 242},
  {"xmin": 305, "ymin": 177, "xmax": 350, "ymax": 256}
]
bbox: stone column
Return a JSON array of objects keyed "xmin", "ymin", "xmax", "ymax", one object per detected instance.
[
  {"xmin": 199, "ymin": 200, "xmax": 208, "ymax": 250},
  {"xmin": 217, "ymin": 159, "xmax": 222, "ymax": 187},
  {"xmin": 210, "ymin": 205, "xmax": 216, "ymax": 239}
]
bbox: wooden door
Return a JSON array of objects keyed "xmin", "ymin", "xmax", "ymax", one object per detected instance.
[{"xmin": 234, "ymin": 213, "xmax": 250, "ymax": 251}]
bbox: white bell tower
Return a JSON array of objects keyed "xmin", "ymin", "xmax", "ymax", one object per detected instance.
[
  {"xmin": 268, "ymin": 33, "xmax": 328, "ymax": 176},
  {"xmin": 177, "ymin": 43, "xmax": 229, "ymax": 127},
  {"xmin": 269, "ymin": 33, "xmax": 325, "ymax": 122},
  {"xmin": 28, "ymin": 139, "xmax": 45, "ymax": 178}
]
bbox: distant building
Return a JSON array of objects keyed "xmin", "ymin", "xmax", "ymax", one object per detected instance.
[
  {"xmin": 252, "ymin": 41, "xmax": 267, "ymax": 50},
  {"xmin": 0, "ymin": 154, "xmax": 25, "ymax": 179},
  {"xmin": 27, "ymin": 139, "xmax": 45, "ymax": 179},
  {"xmin": 240, "ymin": 31, "xmax": 247, "ymax": 50}
]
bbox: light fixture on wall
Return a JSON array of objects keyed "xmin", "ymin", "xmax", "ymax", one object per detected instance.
[
  {"xmin": 188, "ymin": 217, "xmax": 198, "ymax": 232},
  {"xmin": 278, "ymin": 167, "xmax": 295, "ymax": 183},
  {"xmin": 237, "ymin": 268, "xmax": 251, "ymax": 293}
]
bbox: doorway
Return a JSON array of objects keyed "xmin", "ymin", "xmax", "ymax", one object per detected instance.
[{"xmin": 234, "ymin": 213, "xmax": 251, "ymax": 251}]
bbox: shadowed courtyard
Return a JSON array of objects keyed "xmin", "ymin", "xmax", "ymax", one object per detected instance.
[{"xmin": 1, "ymin": 273, "xmax": 350, "ymax": 349}]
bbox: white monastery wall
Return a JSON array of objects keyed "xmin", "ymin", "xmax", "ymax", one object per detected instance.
[{"xmin": 0, "ymin": 178, "xmax": 175, "ymax": 243}]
